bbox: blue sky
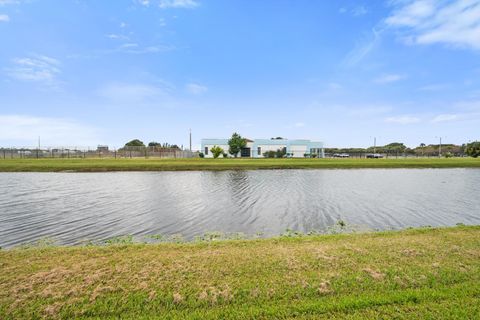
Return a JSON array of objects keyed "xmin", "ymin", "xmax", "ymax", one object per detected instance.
[{"xmin": 1, "ymin": 0, "xmax": 479, "ymax": 149}]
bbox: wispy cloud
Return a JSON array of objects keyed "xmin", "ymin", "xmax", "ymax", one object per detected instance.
[
  {"xmin": 159, "ymin": 0, "xmax": 199, "ymax": 9},
  {"xmin": 385, "ymin": 0, "xmax": 480, "ymax": 50},
  {"xmin": 106, "ymin": 33, "xmax": 129, "ymax": 40},
  {"xmin": 6, "ymin": 54, "xmax": 61, "ymax": 87},
  {"xmin": 0, "ymin": 0, "xmax": 21, "ymax": 5},
  {"xmin": 418, "ymin": 83, "xmax": 449, "ymax": 91},
  {"xmin": 135, "ymin": 0, "xmax": 199, "ymax": 9},
  {"xmin": 347, "ymin": 106, "xmax": 393, "ymax": 117},
  {"xmin": 185, "ymin": 83, "xmax": 207, "ymax": 95},
  {"xmin": 0, "ymin": 14, "xmax": 9, "ymax": 22},
  {"xmin": 0, "ymin": 115, "xmax": 99, "ymax": 146},
  {"xmin": 98, "ymin": 82, "xmax": 170, "ymax": 102},
  {"xmin": 339, "ymin": 5, "xmax": 368, "ymax": 16},
  {"xmin": 352, "ymin": 6, "xmax": 368, "ymax": 16},
  {"xmin": 374, "ymin": 73, "xmax": 407, "ymax": 84},
  {"xmin": 385, "ymin": 115, "xmax": 421, "ymax": 124},
  {"xmin": 117, "ymin": 43, "xmax": 174, "ymax": 54},
  {"xmin": 344, "ymin": 28, "xmax": 382, "ymax": 66},
  {"xmin": 431, "ymin": 114, "xmax": 460, "ymax": 123},
  {"xmin": 293, "ymin": 122, "xmax": 305, "ymax": 128}
]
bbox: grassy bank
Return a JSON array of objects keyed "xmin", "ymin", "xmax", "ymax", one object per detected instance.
[
  {"xmin": 1, "ymin": 226, "xmax": 479, "ymax": 319},
  {"xmin": 0, "ymin": 157, "xmax": 479, "ymax": 172}
]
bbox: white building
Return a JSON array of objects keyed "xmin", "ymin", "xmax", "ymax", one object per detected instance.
[{"xmin": 201, "ymin": 138, "xmax": 324, "ymax": 158}]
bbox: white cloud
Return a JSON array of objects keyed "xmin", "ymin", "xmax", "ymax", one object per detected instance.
[
  {"xmin": 385, "ymin": 0, "xmax": 480, "ymax": 50},
  {"xmin": 431, "ymin": 114, "xmax": 460, "ymax": 123},
  {"xmin": 6, "ymin": 54, "xmax": 61, "ymax": 85},
  {"xmin": 374, "ymin": 73, "xmax": 407, "ymax": 84},
  {"xmin": 136, "ymin": 0, "xmax": 199, "ymax": 9},
  {"xmin": 98, "ymin": 83, "xmax": 168, "ymax": 101},
  {"xmin": 0, "ymin": 14, "xmax": 9, "ymax": 22},
  {"xmin": 0, "ymin": 115, "xmax": 99, "ymax": 147},
  {"xmin": 185, "ymin": 83, "xmax": 208, "ymax": 95},
  {"xmin": 294, "ymin": 122, "xmax": 305, "ymax": 128},
  {"xmin": 385, "ymin": 115, "xmax": 421, "ymax": 124}
]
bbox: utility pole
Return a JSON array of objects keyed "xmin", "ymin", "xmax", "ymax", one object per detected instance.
[
  {"xmin": 373, "ymin": 137, "xmax": 376, "ymax": 154},
  {"xmin": 189, "ymin": 128, "xmax": 192, "ymax": 151},
  {"xmin": 439, "ymin": 137, "xmax": 442, "ymax": 157},
  {"xmin": 435, "ymin": 136, "xmax": 444, "ymax": 157},
  {"xmin": 37, "ymin": 136, "xmax": 40, "ymax": 159}
]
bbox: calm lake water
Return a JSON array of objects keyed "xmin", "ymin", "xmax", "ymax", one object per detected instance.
[{"xmin": 1, "ymin": 169, "xmax": 479, "ymax": 247}]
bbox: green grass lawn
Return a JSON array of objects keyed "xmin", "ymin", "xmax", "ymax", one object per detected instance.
[
  {"xmin": 1, "ymin": 226, "xmax": 479, "ymax": 319},
  {"xmin": 0, "ymin": 157, "xmax": 479, "ymax": 172}
]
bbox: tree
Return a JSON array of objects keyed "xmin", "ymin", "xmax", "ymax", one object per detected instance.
[
  {"xmin": 228, "ymin": 132, "xmax": 246, "ymax": 157},
  {"xmin": 210, "ymin": 145, "xmax": 224, "ymax": 159},
  {"xmin": 466, "ymin": 141, "xmax": 480, "ymax": 158},
  {"xmin": 125, "ymin": 139, "xmax": 145, "ymax": 147},
  {"xmin": 148, "ymin": 142, "xmax": 161, "ymax": 147},
  {"xmin": 419, "ymin": 143, "xmax": 426, "ymax": 156},
  {"xmin": 275, "ymin": 147, "xmax": 287, "ymax": 158}
]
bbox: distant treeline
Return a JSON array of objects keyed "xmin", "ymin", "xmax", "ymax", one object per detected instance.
[
  {"xmin": 122, "ymin": 139, "xmax": 182, "ymax": 150},
  {"xmin": 325, "ymin": 142, "xmax": 466, "ymax": 156}
]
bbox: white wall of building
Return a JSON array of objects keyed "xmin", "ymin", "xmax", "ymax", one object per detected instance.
[{"xmin": 290, "ymin": 145, "xmax": 308, "ymax": 158}]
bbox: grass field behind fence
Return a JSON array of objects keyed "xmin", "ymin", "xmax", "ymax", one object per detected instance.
[
  {"xmin": 0, "ymin": 157, "xmax": 479, "ymax": 172},
  {"xmin": 0, "ymin": 226, "xmax": 479, "ymax": 319}
]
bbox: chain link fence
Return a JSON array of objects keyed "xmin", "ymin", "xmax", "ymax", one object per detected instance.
[{"xmin": 0, "ymin": 146, "xmax": 198, "ymax": 159}]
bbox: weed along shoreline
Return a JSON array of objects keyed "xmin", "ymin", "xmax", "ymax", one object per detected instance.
[
  {"xmin": 1, "ymin": 225, "xmax": 479, "ymax": 319},
  {"xmin": 0, "ymin": 157, "xmax": 480, "ymax": 172}
]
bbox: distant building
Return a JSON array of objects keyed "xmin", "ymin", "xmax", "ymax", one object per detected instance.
[
  {"xmin": 201, "ymin": 138, "xmax": 324, "ymax": 158},
  {"xmin": 97, "ymin": 145, "xmax": 109, "ymax": 152}
]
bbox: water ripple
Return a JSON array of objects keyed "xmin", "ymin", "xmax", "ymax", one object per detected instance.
[{"xmin": 1, "ymin": 169, "xmax": 480, "ymax": 247}]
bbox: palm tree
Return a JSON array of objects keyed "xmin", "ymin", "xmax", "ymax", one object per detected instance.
[{"xmin": 419, "ymin": 143, "xmax": 426, "ymax": 157}]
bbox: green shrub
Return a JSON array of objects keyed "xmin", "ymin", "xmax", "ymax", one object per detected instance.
[{"xmin": 210, "ymin": 145, "xmax": 224, "ymax": 159}]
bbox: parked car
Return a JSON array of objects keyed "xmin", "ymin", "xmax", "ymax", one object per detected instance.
[
  {"xmin": 366, "ymin": 153, "xmax": 384, "ymax": 158},
  {"xmin": 333, "ymin": 153, "xmax": 350, "ymax": 158}
]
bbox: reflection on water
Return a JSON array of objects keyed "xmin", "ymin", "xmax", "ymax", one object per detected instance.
[{"xmin": 0, "ymin": 169, "xmax": 479, "ymax": 247}]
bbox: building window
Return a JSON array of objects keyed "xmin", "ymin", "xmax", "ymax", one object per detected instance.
[
  {"xmin": 257, "ymin": 147, "xmax": 261, "ymax": 156},
  {"xmin": 205, "ymin": 147, "xmax": 208, "ymax": 155}
]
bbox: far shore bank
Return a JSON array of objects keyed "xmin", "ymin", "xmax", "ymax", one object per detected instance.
[{"xmin": 0, "ymin": 157, "xmax": 479, "ymax": 172}]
